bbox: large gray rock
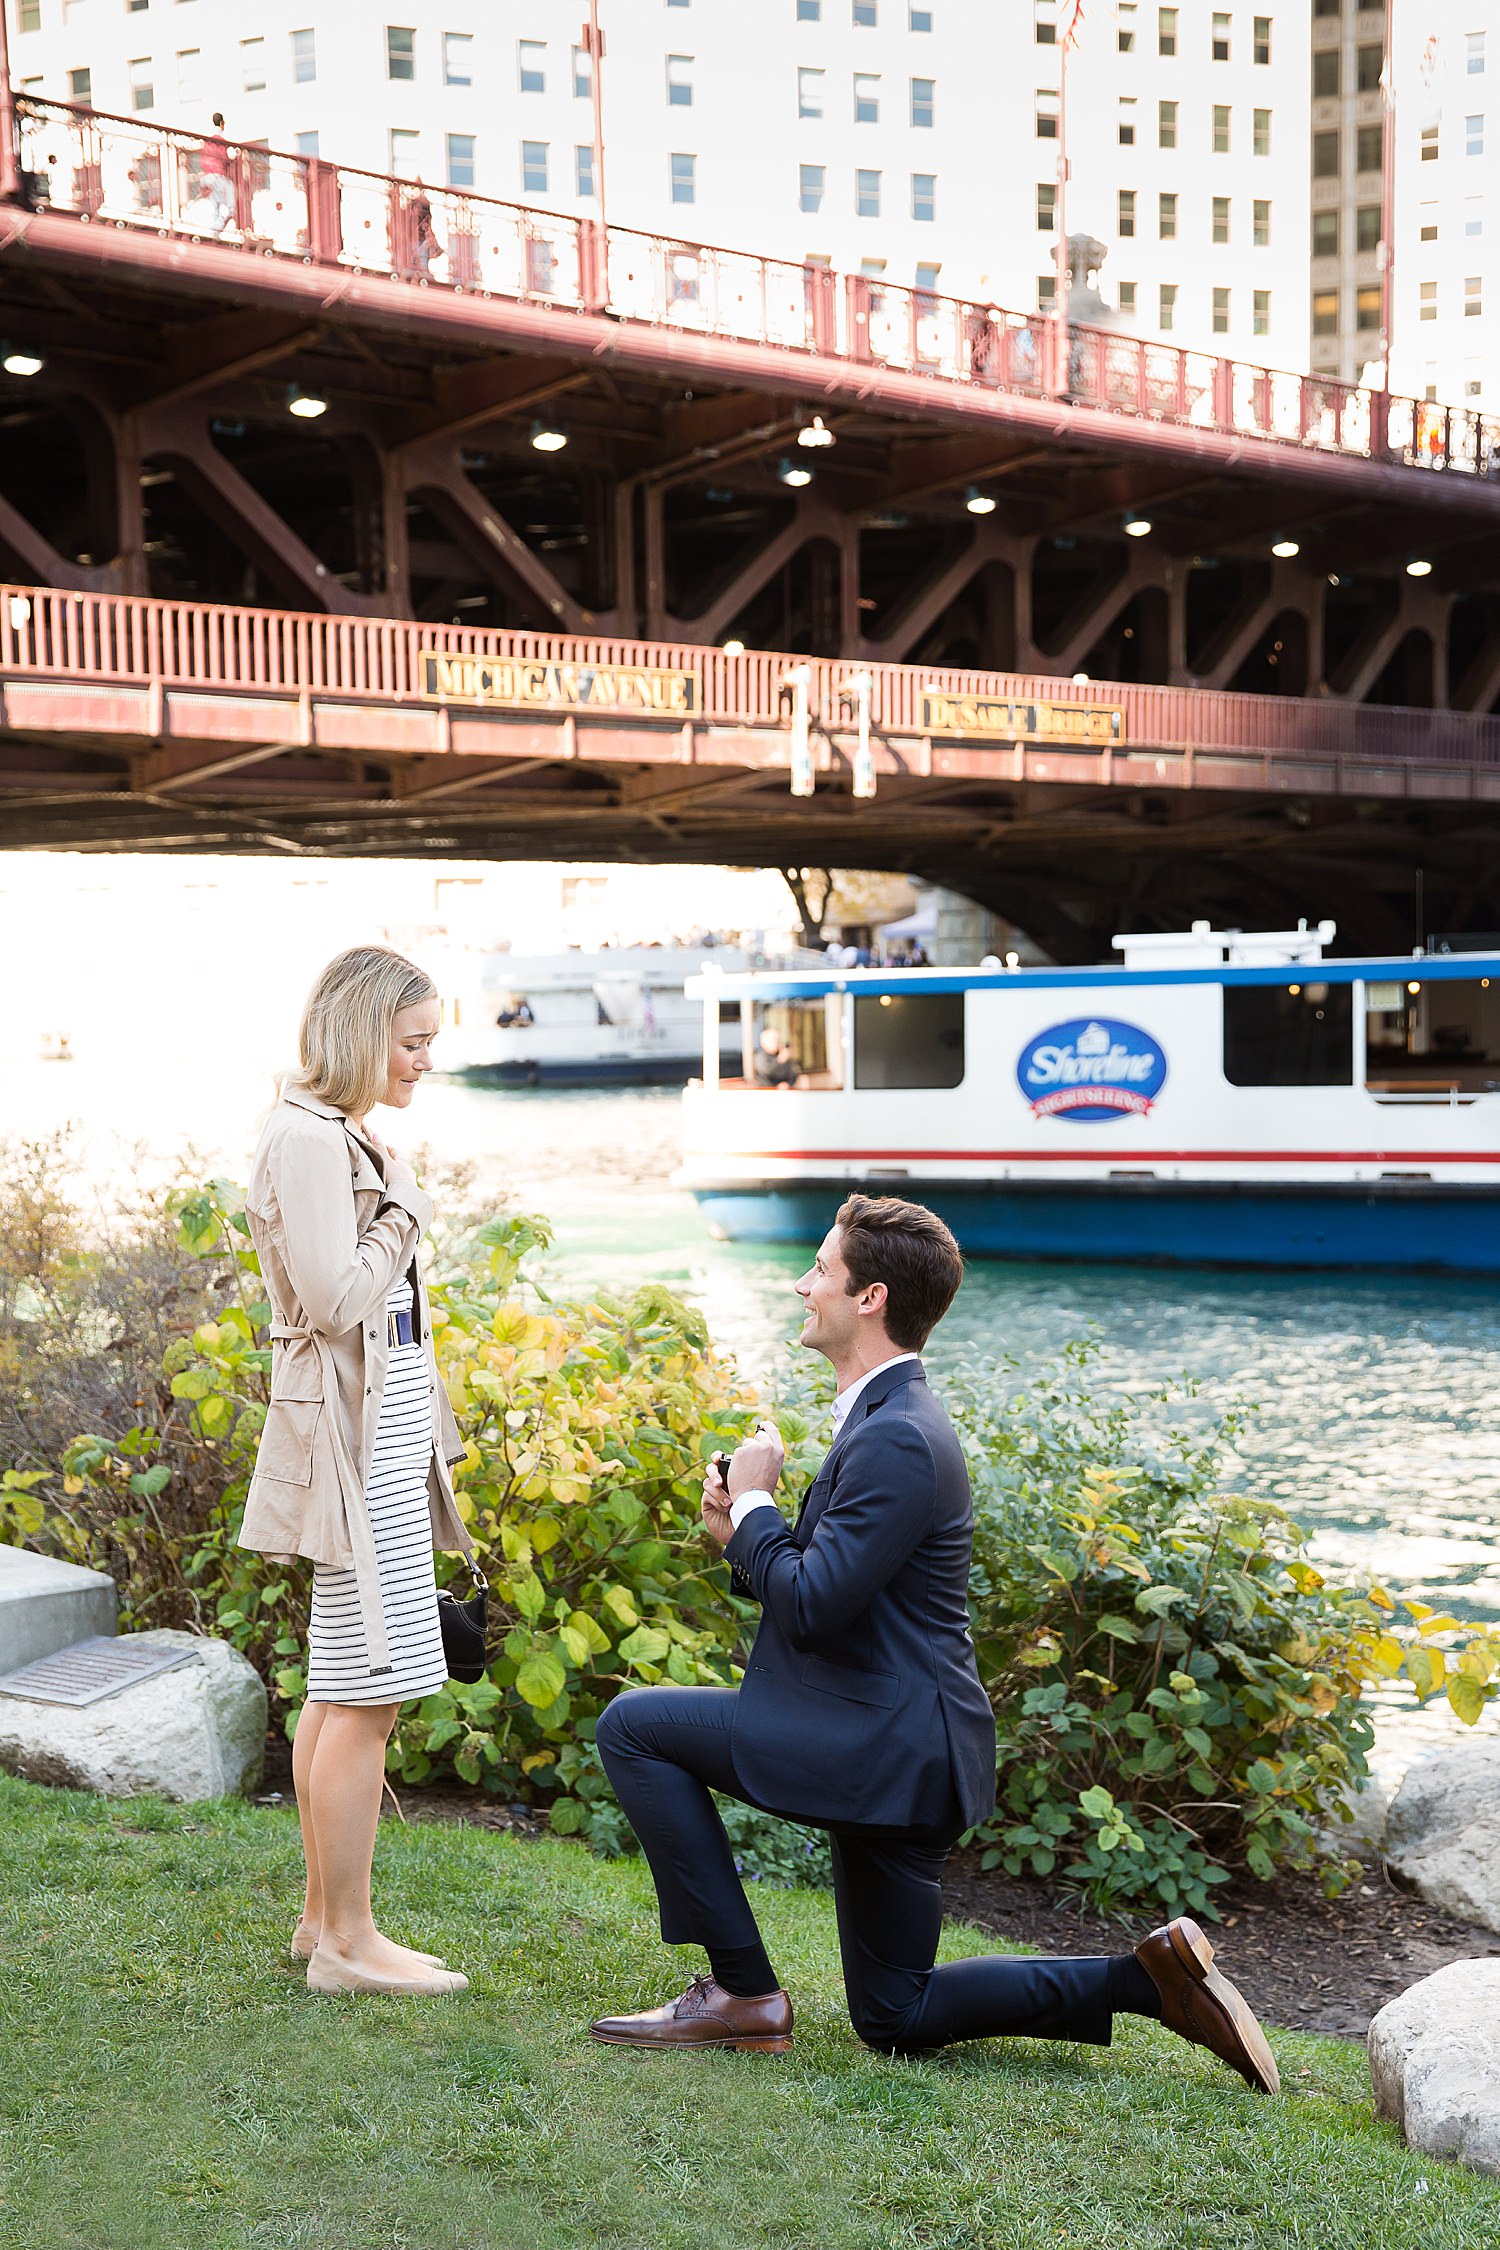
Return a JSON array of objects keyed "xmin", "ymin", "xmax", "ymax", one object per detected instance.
[
  {"xmin": 0, "ymin": 1545, "xmax": 116, "ymax": 1668},
  {"xmin": 1369, "ymin": 1961, "xmax": 1500, "ymax": 2176},
  {"xmin": 1386, "ymin": 1742, "xmax": 1500, "ymax": 1933},
  {"xmin": 0, "ymin": 1629, "xmax": 266, "ymax": 1801},
  {"xmin": 1319, "ymin": 1773, "xmax": 1391, "ymax": 1860}
]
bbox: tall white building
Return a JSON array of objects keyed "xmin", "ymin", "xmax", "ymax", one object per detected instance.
[
  {"xmin": 7, "ymin": 0, "xmax": 1310, "ymax": 369},
  {"xmin": 1386, "ymin": 2, "xmax": 1499, "ymax": 412}
]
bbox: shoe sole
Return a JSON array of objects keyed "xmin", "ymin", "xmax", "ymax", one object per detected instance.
[
  {"xmin": 1164, "ymin": 1917, "xmax": 1280, "ymax": 2097},
  {"xmin": 588, "ymin": 2029, "xmax": 793, "ymax": 2054}
]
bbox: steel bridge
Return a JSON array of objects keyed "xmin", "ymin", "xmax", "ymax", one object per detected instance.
[{"xmin": 3, "ymin": 101, "xmax": 1500, "ymax": 950}]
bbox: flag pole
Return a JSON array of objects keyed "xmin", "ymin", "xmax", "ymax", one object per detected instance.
[{"xmin": 1378, "ymin": 0, "xmax": 1395, "ymax": 392}]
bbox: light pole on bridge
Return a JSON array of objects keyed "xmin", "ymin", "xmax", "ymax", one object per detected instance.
[
  {"xmin": 581, "ymin": 1, "xmax": 609, "ymax": 312},
  {"xmin": 0, "ymin": 0, "xmax": 21, "ymax": 204}
]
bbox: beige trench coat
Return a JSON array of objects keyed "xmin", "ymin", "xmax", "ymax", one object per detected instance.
[{"xmin": 238, "ymin": 1083, "xmax": 471, "ymax": 1679}]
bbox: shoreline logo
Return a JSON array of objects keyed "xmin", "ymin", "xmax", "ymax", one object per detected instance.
[{"xmin": 1016, "ymin": 1017, "xmax": 1167, "ymax": 1122}]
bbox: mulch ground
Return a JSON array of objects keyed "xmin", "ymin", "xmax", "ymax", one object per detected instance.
[{"xmin": 258, "ymin": 1733, "xmax": 1500, "ymax": 2039}]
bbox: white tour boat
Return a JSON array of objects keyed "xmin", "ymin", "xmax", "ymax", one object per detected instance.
[
  {"xmin": 435, "ymin": 945, "xmax": 758, "ymax": 1087},
  {"xmin": 681, "ymin": 923, "xmax": 1500, "ymax": 1271}
]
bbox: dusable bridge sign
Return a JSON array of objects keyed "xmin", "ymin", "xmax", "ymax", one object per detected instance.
[{"xmin": 920, "ymin": 692, "xmax": 1125, "ymax": 746}]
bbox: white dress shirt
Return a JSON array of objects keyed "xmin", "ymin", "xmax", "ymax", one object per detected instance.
[{"xmin": 727, "ymin": 1352, "xmax": 923, "ymax": 1531}]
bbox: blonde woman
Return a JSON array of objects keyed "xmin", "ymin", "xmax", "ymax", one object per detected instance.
[{"xmin": 240, "ymin": 946, "xmax": 472, "ymax": 1997}]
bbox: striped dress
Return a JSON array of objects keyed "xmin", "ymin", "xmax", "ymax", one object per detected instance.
[{"xmin": 305, "ymin": 1277, "xmax": 447, "ymax": 1705}]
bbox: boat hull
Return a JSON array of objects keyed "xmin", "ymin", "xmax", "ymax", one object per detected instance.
[
  {"xmin": 446, "ymin": 1053, "xmax": 702, "ymax": 1088},
  {"xmin": 691, "ymin": 1178, "xmax": 1500, "ymax": 1273}
]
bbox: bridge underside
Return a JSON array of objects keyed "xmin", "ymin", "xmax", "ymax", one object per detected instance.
[{"xmin": 7, "ymin": 215, "xmax": 1500, "ymax": 717}]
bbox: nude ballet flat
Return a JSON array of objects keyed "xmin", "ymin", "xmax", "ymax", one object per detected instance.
[
  {"xmin": 306, "ymin": 1948, "xmax": 469, "ymax": 1998},
  {"xmin": 291, "ymin": 1925, "xmax": 444, "ymax": 1968}
]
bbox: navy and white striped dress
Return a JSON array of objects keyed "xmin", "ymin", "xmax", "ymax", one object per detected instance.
[{"xmin": 305, "ymin": 1277, "xmax": 447, "ymax": 1705}]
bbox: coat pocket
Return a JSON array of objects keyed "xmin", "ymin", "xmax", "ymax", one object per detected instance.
[
  {"xmin": 257, "ymin": 1398, "xmax": 322, "ymax": 1487},
  {"xmin": 799, "ymin": 1654, "xmax": 900, "ymax": 1708}
]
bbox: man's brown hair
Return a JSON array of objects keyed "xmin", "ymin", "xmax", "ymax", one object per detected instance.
[{"xmin": 834, "ymin": 1193, "xmax": 964, "ymax": 1352}]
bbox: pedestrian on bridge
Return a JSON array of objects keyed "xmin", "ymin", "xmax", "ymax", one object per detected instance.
[{"xmin": 239, "ymin": 945, "xmax": 473, "ymax": 1998}]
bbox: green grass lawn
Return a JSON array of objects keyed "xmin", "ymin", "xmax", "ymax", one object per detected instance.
[{"xmin": 2, "ymin": 1775, "xmax": 1496, "ymax": 2250}]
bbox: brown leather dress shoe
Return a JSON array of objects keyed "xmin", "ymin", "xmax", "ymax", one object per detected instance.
[
  {"xmin": 590, "ymin": 1973, "xmax": 793, "ymax": 2053},
  {"xmin": 1134, "ymin": 1916, "xmax": 1280, "ymax": 2095}
]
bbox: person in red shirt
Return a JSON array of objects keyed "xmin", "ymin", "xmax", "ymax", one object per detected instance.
[{"xmin": 201, "ymin": 112, "xmax": 231, "ymax": 234}]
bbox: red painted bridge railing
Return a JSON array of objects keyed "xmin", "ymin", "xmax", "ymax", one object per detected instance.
[
  {"xmin": 11, "ymin": 96, "xmax": 1500, "ymax": 486},
  {"xmin": 3, "ymin": 581, "xmax": 1499, "ymax": 775}
]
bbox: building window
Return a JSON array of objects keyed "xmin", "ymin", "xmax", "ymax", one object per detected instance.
[
  {"xmin": 1356, "ymin": 122, "xmax": 1382, "ymax": 172},
  {"xmin": 1118, "ymin": 3, "xmax": 1136, "ymax": 50},
  {"xmin": 910, "ymin": 75, "xmax": 934, "ymax": 127},
  {"xmin": 1158, "ymin": 6, "xmax": 1176, "ymax": 56},
  {"xmin": 1158, "ymin": 97, "xmax": 1176, "ymax": 147},
  {"xmin": 1252, "ymin": 108, "xmax": 1271, "ymax": 156},
  {"xmin": 1223, "ymin": 984, "xmax": 1352, "ymax": 1088},
  {"xmin": 1313, "ymin": 0, "xmax": 1338, "ymax": 13},
  {"xmin": 1419, "ymin": 280, "xmax": 1437, "ymax": 322},
  {"xmin": 518, "ymin": 40, "xmax": 545, "ymax": 93},
  {"xmin": 1158, "ymin": 190, "xmax": 1177, "ymax": 238},
  {"xmin": 1355, "ymin": 42, "xmax": 1382, "ymax": 93},
  {"xmin": 292, "ymin": 26, "xmax": 316, "ymax": 82},
  {"xmin": 1467, "ymin": 114, "xmax": 1485, "ymax": 156},
  {"xmin": 17, "ymin": 0, "xmax": 39, "ymax": 28},
  {"xmin": 1034, "ymin": 0, "xmax": 1056, "ymax": 40},
  {"xmin": 1467, "ymin": 275, "xmax": 1483, "ymax": 316},
  {"xmin": 910, "ymin": 170, "xmax": 935, "ymax": 221},
  {"xmin": 1312, "ymin": 49, "xmax": 1339, "ymax": 97},
  {"xmin": 1118, "ymin": 280, "xmax": 1136, "ymax": 313},
  {"xmin": 389, "ymin": 127, "xmax": 420, "ymax": 176},
  {"xmin": 295, "ymin": 130, "xmax": 319, "ymax": 156},
  {"xmin": 1312, "ymin": 289, "xmax": 1338, "ymax": 336},
  {"xmin": 441, "ymin": 30, "xmax": 471, "ymax": 87},
  {"xmin": 1253, "ymin": 15, "xmax": 1271, "ymax": 64},
  {"xmin": 386, "ymin": 25, "xmax": 415, "ymax": 80},
  {"xmin": 855, "ymin": 166, "xmax": 880, "ymax": 216},
  {"xmin": 1159, "ymin": 282, "xmax": 1177, "ymax": 331},
  {"xmin": 1036, "ymin": 87, "xmax": 1058, "ymax": 137},
  {"xmin": 1420, "ymin": 205, "xmax": 1438, "ymax": 241},
  {"xmin": 575, "ymin": 143, "xmax": 594, "ymax": 197},
  {"xmin": 1467, "ymin": 198, "xmax": 1484, "ymax": 237},
  {"xmin": 1421, "ymin": 124, "xmax": 1439, "ymax": 160},
  {"xmin": 1118, "ymin": 95, "xmax": 1136, "ymax": 144},
  {"xmin": 522, "ymin": 139, "xmax": 548, "ymax": 194},
  {"xmin": 446, "ymin": 131, "xmax": 474, "ymax": 188},
  {"xmin": 1356, "ymin": 203, "xmax": 1380, "ymax": 252},
  {"xmin": 910, "ymin": 2, "xmax": 932, "ymax": 23},
  {"xmin": 853, "ymin": 993, "xmax": 964, "ymax": 1091},
  {"xmin": 1253, "ymin": 289, "xmax": 1270, "ymax": 335},
  {"xmin": 1312, "ymin": 210, "xmax": 1338, "ymax": 256},
  {"xmin": 670, "ymin": 150, "xmax": 696, "ymax": 203},
  {"xmin": 1469, "ymin": 30, "xmax": 1486, "ymax": 73},
  {"xmin": 1037, "ymin": 274, "xmax": 1056, "ymax": 309},
  {"xmin": 128, "ymin": 55, "xmax": 154, "ymax": 108},
  {"xmin": 173, "ymin": 47, "xmax": 201, "ymax": 99},
  {"xmin": 239, "ymin": 37, "xmax": 264, "ymax": 91},
  {"xmin": 1253, "ymin": 197, "xmax": 1270, "ymax": 246},
  {"xmin": 798, "ymin": 66, "xmax": 824, "ymax": 117},
  {"xmin": 1212, "ymin": 103, "xmax": 1230, "ymax": 152},
  {"xmin": 853, "ymin": 71, "xmax": 880, "ymax": 121},
  {"xmin": 666, "ymin": 53, "xmax": 693, "ymax": 104},
  {"xmin": 914, "ymin": 260, "xmax": 941, "ymax": 297},
  {"xmin": 1212, "ymin": 286, "xmax": 1230, "ymax": 332},
  {"xmin": 572, "ymin": 44, "xmax": 591, "ymax": 96},
  {"xmin": 1118, "ymin": 187, "xmax": 1136, "ymax": 237},
  {"xmin": 1212, "ymin": 195, "xmax": 1229, "ymax": 244},
  {"xmin": 797, "ymin": 0, "xmax": 821, "ymax": 16},
  {"xmin": 1312, "ymin": 128, "xmax": 1338, "ymax": 177},
  {"xmin": 799, "ymin": 161, "xmax": 825, "ymax": 211},
  {"xmin": 1355, "ymin": 286, "xmax": 1380, "ymax": 330},
  {"xmin": 1037, "ymin": 180, "xmax": 1056, "ymax": 230},
  {"xmin": 69, "ymin": 65, "xmax": 91, "ymax": 100},
  {"xmin": 853, "ymin": 0, "xmax": 876, "ymax": 21},
  {"xmin": 1212, "ymin": 11, "xmax": 1230, "ymax": 60}
]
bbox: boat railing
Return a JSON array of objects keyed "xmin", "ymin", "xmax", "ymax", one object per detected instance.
[{"xmin": 1366, "ymin": 1081, "xmax": 1500, "ymax": 1105}]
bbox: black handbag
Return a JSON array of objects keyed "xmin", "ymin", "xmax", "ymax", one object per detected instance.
[{"xmin": 437, "ymin": 1557, "xmax": 489, "ymax": 1684}]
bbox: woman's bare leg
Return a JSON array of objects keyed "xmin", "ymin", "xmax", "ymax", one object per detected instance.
[
  {"xmin": 290, "ymin": 1699, "xmax": 329, "ymax": 1955},
  {"xmin": 302, "ymin": 1700, "xmax": 446, "ymax": 1976}
]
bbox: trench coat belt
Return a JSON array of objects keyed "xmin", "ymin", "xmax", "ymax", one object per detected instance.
[{"xmin": 269, "ymin": 1319, "xmax": 392, "ymax": 1678}]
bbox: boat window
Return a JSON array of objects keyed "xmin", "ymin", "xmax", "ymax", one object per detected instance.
[
  {"xmin": 853, "ymin": 992, "xmax": 965, "ymax": 1089},
  {"xmin": 1222, "ymin": 981, "xmax": 1352, "ymax": 1086},
  {"xmin": 743, "ymin": 997, "xmax": 844, "ymax": 1089},
  {"xmin": 1365, "ymin": 975, "xmax": 1500, "ymax": 1097}
]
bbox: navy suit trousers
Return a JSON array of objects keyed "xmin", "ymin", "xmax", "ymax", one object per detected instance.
[{"xmin": 597, "ymin": 1685, "xmax": 1125, "ymax": 2054}]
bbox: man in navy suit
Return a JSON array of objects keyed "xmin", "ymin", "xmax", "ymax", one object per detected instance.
[{"xmin": 591, "ymin": 1196, "xmax": 1278, "ymax": 2092}]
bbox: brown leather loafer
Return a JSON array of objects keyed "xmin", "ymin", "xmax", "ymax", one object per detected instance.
[
  {"xmin": 590, "ymin": 1973, "xmax": 793, "ymax": 2053},
  {"xmin": 1135, "ymin": 1916, "xmax": 1280, "ymax": 2095}
]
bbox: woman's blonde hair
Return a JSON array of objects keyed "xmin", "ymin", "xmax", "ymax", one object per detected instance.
[{"xmin": 294, "ymin": 945, "xmax": 437, "ymax": 1120}]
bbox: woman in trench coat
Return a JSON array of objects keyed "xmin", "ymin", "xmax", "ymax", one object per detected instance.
[{"xmin": 240, "ymin": 944, "xmax": 473, "ymax": 1996}]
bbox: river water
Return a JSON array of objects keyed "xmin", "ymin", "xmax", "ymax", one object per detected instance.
[{"xmin": 11, "ymin": 1063, "xmax": 1498, "ymax": 1779}]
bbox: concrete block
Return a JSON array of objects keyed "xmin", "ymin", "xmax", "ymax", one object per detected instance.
[{"xmin": 0, "ymin": 1545, "xmax": 116, "ymax": 1669}]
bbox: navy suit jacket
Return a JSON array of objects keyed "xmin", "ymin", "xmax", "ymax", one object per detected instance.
[{"xmin": 724, "ymin": 1359, "xmax": 997, "ymax": 1832}]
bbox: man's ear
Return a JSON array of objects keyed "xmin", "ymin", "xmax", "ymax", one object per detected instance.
[{"xmin": 858, "ymin": 1280, "xmax": 889, "ymax": 1319}]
